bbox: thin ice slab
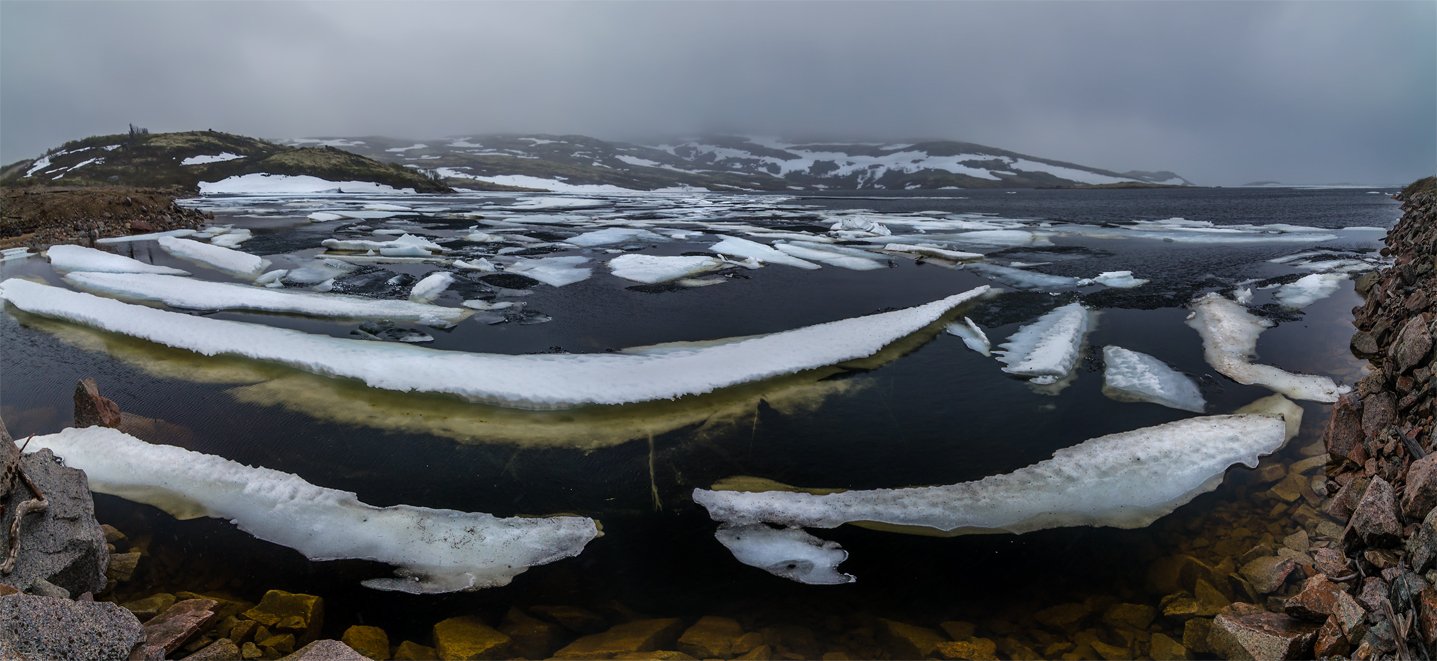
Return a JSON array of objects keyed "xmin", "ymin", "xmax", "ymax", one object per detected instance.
[
  {"xmin": 157, "ymin": 236, "xmax": 271, "ymax": 279},
  {"xmin": 25, "ymin": 426, "xmax": 598, "ymax": 593},
  {"xmin": 694, "ymin": 403, "xmax": 1299, "ymax": 581},
  {"xmin": 1186, "ymin": 293, "xmax": 1348, "ymax": 402},
  {"xmin": 0, "ymin": 279, "xmax": 987, "ymax": 410},
  {"xmin": 996, "ymin": 302, "xmax": 1092, "ymax": 385},
  {"xmin": 1101, "ymin": 345, "xmax": 1205, "ymax": 412}
]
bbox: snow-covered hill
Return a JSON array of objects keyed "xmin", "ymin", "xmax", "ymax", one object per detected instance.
[{"xmin": 285, "ymin": 135, "xmax": 1193, "ymax": 193}]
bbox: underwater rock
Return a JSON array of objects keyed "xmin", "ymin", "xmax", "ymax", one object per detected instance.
[
  {"xmin": 432, "ymin": 616, "xmax": 511, "ymax": 661},
  {"xmin": 280, "ymin": 639, "xmax": 369, "ymax": 661},
  {"xmin": 142, "ymin": 598, "xmax": 219, "ymax": 656},
  {"xmin": 552, "ymin": 618, "xmax": 685, "ymax": 659},
  {"xmin": 341, "ymin": 625, "xmax": 390, "ymax": 660},
  {"xmin": 1208, "ymin": 602, "xmax": 1317, "ymax": 661},
  {"xmin": 676, "ymin": 616, "xmax": 744, "ymax": 659},
  {"xmin": 244, "ymin": 590, "xmax": 323, "ymax": 643}
]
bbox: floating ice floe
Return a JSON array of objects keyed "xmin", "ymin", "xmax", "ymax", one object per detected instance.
[
  {"xmin": 772, "ymin": 243, "xmax": 885, "ymax": 271},
  {"xmin": 945, "ymin": 317, "xmax": 991, "ymax": 356},
  {"xmin": 95, "ymin": 229, "xmax": 198, "ymax": 244},
  {"xmin": 322, "ymin": 233, "xmax": 445, "ymax": 257},
  {"xmin": 996, "ymin": 302, "xmax": 1092, "ymax": 385},
  {"xmin": 1186, "ymin": 293, "xmax": 1348, "ymax": 402},
  {"xmin": 693, "ymin": 402, "xmax": 1299, "ymax": 583},
  {"xmin": 709, "ymin": 236, "xmax": 820, "ymax": 270},
  {"xmin": 209, "ymin": 228, "xmax": 253, "ymax": 249},
  {"xmin": 1082, "ymin": 271, "xmax": 1149, "ymax": 289},
  {"xmin": 507, "ymin": 256, "xmax": 593, "ymax": 287},
  {"xmin": 409, "ymin": 272, "xmax": 455, "ymax": 304},
  {"xmin": 284, "ymin": 258, "xmax": 356, "ymax": 285},
  {"xmin": 46, "ymin": 245, "xmax": 190, "ymax": 276},
  {"xmin": 882, "ymin": 243, "xmax": 983, "ymax": 262},
  {"xmin": 0, "ymin": 247, "xmax": 33, "ymax": 263},
  {"xmin": 950, "ymin": 229, "xmax": 1051, "ymax": 247},
  {"xmin": 566, "ymin": 227, "xmax": 667, "ymax": 247},
  {"xmin": 502, "ymin": 196, "xmax": 612, "ymax": 211},
  {"xmin": 25, "ymin": 426, "xmax": 598, "ymax": 593},
  {"xmin": 1101, "ymin": 346, "xmax": 1205, "ymax": 412},
  {"xmin": 454, "ymin": 258, "xmax": 497, "ymax": 272},
  {"xmin": 181, "ymin": 152, "xmax": 244, "ymax": 166},
  {"xmin": 0, "ymin": 279, "xmax": 986, "ymax": 409},
  {"xmin": 157, "ymin": 236, "xmax": 271, "ymax": 279},
  {"xmin": 828, "ymin": 216, "xmax": 891, "ymax": 237},
  {"xmin": 608, "ymin": 254, "xmax": 726, "ymax": 284},
  {"xmin": 969, "ymin": 264, "xmax": 1079, "ymax": 290},
  {"xmin": 715, "ymin": 524, "xmax": 854, "ymax": 585},
  {"xmin": 198, "ymin": 173, "xmax": 416, "ymax": 195},
  {"xmin": 1274, "ymin": 273, "xmax": 1348, "ymax": 309},
  {"xmin": 307, "ymin": 212, "xmax": 344, "ymax": 223},
  {"xmin": 64, "ymin": 272, "xmax": 470, "ymax": 328}
]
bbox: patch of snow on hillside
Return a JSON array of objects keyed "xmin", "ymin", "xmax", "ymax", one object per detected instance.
[
  {"xmin": 182, "ymin": 152, "xmax": 244, "ymax": 166},
  {"xmin": 198, "ymin": 173, "xmax": 415, "ymax": 195},
  {"xmin": 385, "ymin": 143, "xmax": 429, "ymax": 153},
  {"xmin": 616, "ymin": 155, "xmax": 662, "ymax": 168}
]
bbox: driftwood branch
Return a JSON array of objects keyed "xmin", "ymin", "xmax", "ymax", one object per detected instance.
[{"xmin": 0, "ymin": 435, "xmax": 47, "ymax": 576}]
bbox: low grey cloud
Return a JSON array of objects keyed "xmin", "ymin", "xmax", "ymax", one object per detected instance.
[{"xmin": 2, "ymin": 1, "xmax": 1432, "ymax": 185}]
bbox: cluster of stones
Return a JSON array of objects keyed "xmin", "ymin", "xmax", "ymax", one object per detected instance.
[
  {"xmin": 1305, "ymin": 176, "xmax": 1437, "ymax": 659},
  {"xmin": 0, "ymin": 186, "xmax": 211, "ymax": 250}
]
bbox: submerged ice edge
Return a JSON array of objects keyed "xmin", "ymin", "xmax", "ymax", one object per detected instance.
[
  {"xmin": 25, "ymin": 426, "xmax": 599, "ymax": 594},
  {"xmin": 0, "ymin": 278, "xmax": 987, "ymax": 410},
  {"xmin": 694, "ymin": 406, "xmax": 1297, "ymax": 537}
]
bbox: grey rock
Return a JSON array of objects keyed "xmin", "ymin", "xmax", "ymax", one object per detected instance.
[
  {"xmin": 0, "ymin": 592, "xmax": 144, "ymax": 661},
  {"xmin": 1347, "ymin": 476, "xmax": 1402, "ymax": 547},
  {"xmin": 1391, "ymin": 315, "xmax": 1433, "ymax": 374},
  {"xmin": 280, "ymin": 639, "xmax": 370, "ymax": 661},
  {"xmin": 0, "ymin": 445, "xmax": 108, "ymax": 596}
]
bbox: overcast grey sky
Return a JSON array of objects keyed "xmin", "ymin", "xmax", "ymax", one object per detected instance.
[{"xmin": 2, "ymin": 1, "xmax": 1432, "ymax": 185}]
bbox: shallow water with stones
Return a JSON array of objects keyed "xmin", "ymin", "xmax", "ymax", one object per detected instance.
[{"xmin": 0, "ymin": 187, "xmax": 1401, "ymax": 657}]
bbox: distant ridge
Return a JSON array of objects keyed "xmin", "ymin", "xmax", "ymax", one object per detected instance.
[
  {"xmin": 291, "ymin": 134, "xmax": 1195, "ymax": 193},
  {"xmin": 0, "ymin": 130, "xmax": 451, "ymax": 193}
]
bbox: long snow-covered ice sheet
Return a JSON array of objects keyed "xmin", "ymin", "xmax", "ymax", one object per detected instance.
[
  {"xmin": 47, "ymin": 244, "xmax": 190, "ymax": 276},
  {"xmin": 26, "ymin": 426, "xmax": 598, "ymax": 593},
  {"xmin": 63, "ymin": 272, "xmax": 470, "ymax": 328},
  {"xmin": 1186, "ymin": 293, "xmax": 1348, "ymax": 402},
  {"xmin": 694, "ymin": 410, "xmax": 1294, "ymax": 539},
  {"xmin": 0, "ymin": 279, "xmax": 987, "ymax": 410}
]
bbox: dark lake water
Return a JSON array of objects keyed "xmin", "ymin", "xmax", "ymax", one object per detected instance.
[{"xmin": 0, "ymin": 186, "xmax": 1403, "ymax": 655}]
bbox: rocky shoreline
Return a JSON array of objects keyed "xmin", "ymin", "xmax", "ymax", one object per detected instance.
[
  {"xmin": 0, "ymin": 186, "xmax": 211, "ymax": 250},
  {"xmin": 1307, "ymin": 175, "xmax": 1437, "ymax": 658}
]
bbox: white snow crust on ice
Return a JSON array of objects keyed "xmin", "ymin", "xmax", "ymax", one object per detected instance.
[
  {"xmin": 26, "ymin": 426, "xmax": 598, "ymax": 593},
  {"xmin": 945, "ymin": 317, "xmax": 991, "ymax": 356},
  {"xmin": 209, "ymin": 229, "xmax": 253, "ymax": 249},
  {"xmin": 996, "ymin": 302, "xmax": 1092, "ymax": 384},
  {"xmin": 709, "ymin": 236, "xmax": 819, "ymax": 270},
  {"xmin": 1101, "ymin": 346, "xmax": 1206, "ymax": 412},
  {"xmin": 693, "ymin": 407, "xmax": 1296, "ymax": 547},
  {"xmin": 773, "ymin": 243, "xmax": 885, "ymax": 271},
  {"xmin": 409, "ymin": 271, "xmax": 455, "ymax": 303},
  {"xmin": 828, "ymin": 216, "xmax": 891, "ymax": 237},
  {"xmin": 714, "ymin": 524, "xmax": 854, "ymax": 585},
  {"xmin": 307, "ymin": 212, "xmax": 344, "ymax": 222},
  {"xmin": 502, "ymin": 196, "xmax": 613, "ymax": 211},
  {"xmin": 0, "ymin": 279, "xmax": 987, "ymax": 410},
  {"xmin": 607, "ymin": 254, "xmax": 726, "ymax": 284},
  {"xmin": 46, "ymin": 245, "xmax": 190, "ymax": 276},
  {"xmin": 198, "ymin": 173, "xmax": 415, "ymax": 195},
  {"xmin": 65, "ymin": 272, "xmax": 469, "ymax": 328},
  {"xmin": 507, "ymin": 256, "xmax": 593, "ymax": 287},
  {"xmin": 1185, "ymin": 293, "xmax": 1348, "ymax": 402},
  {"xmin": 284, "ymin": 258, "xmax": 356, "ymax": 285},
  {"xmin": 181, "ymin": 152, "xmax": 244, "ymax": 166},
  {"xmin": 1274, "ymin": 273, "xmax": 1348, "ymax": 309},
  {"xmin": 156, "ymin": 236, "xmax": 271, "ymax": 278}
]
